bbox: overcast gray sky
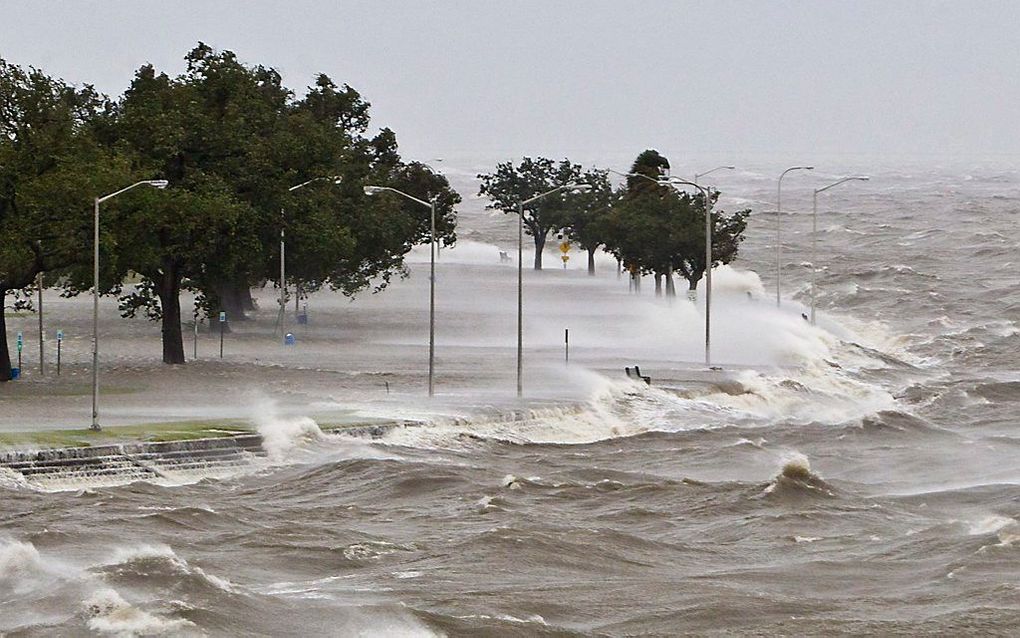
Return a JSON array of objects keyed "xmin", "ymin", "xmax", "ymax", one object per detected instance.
[{"xmin": 2, "ymin": 0, "xmax": 1018, "ymax": 163}]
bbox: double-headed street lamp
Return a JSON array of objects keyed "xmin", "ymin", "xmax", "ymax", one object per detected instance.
[
  {"xmin": 516, "ymin": 183, "xmax": 590, "ymax": 397},
  {"xmin": 92, "ymin": 179, "xmax": 169, "ymax": 431},
  {"xmin": 364, "ymin": 185, "xmax": 439, "ymax": 397},
  {"xmin": 278, "ymin": 176, "xmax": 343, "ymax": 336},
  {"xmin": 775, "ymin": 166, "xmax": 814, "ymax": 307},
  {"xmin": 810, "ymin": 176, "xmax": 869, "ymax": 324},
  {"xmin": 661, "ymin": 176, "xmax": 718, "ymax": 367},
  {"xmin": 609, "ymin": 169, "xmax": 725, "ymax": 368}
]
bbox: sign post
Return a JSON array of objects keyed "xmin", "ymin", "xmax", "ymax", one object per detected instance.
[
  {"xmin": 559, "ymin": 240, "xmax": 570, "ymax": 269},
  {"xmin": 16, "ymin": 332, "xmax": 23, "ymax": 372},
  {"xmin": 564, "ymin": 328, "xmax": 569, "ymax": 364},
  {"xmin": 56, "ymin": 330, "xmax": 63, "ymax": 376},
  {"xmin": 193, "ymin": 304, "xmax": 200, "ymax": 361},
  {"xmin": 37, "ymin": 272, "xmax": 44, "ymax": 375},
  {"xmin": 219, "ymin": 311, "xmax": 226, "ymax": 358}
]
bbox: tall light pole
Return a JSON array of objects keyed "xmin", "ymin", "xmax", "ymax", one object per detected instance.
[
  {"xmin": 811, "ymin": 176, "xmax": 869, "ymax": 325},
  {"xmin": 776, "ymin": 166, "xmax": 814, "ymax": 307},
  {"xmin": 92, "ymin": 179, "xmax": 168, "ymax": 431},
  {"xmin": 364, "ymin": 185, "xmax": 439, "ymax": 397},
  {"xmin": 662, "ymin": 177, "xmax": 718, "ymax": 367},
  {"xmin": 278, "ymin": 176, "xmax": 343, "ymax": 336},
  {"xmin": 516, "ymin": 183, "xmax": 590, "ymax": 397}
]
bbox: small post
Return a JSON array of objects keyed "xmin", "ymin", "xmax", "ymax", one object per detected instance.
[
  {"xmin": 17, "ymin": 331, "xmax": 23, "ymax": 372},
  {"xmin": 193, "ymin": 305, "xmax": 199, "ymax": 361},
  {"xmin": 219, "ymin": 311, "xmax": 226, "ymax": 358},
  {"xmin": 37, "ymin": 272, "xmax": 44, "ymax": 375},
  {"xmin": 564, "ymin": 328, "xmax": 569, "ymax": 364},
  {"xmin": 56, "ymin": 330, "xmax": 63, "ymax": 376}
]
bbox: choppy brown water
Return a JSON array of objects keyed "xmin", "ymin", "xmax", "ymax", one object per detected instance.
[{"xmin": 2, "ymin": 159, "xmax": 1020, "ymax": 636}]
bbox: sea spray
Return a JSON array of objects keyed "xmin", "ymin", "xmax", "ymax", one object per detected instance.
[
  {"xmin": 761, "ymin": 451, "xmax": 836, "ymax": 499},
  {"xmin": 779, "ymin": 451, "xmax": 813, "ymax": 481},
  {"xmin": 83, "ymin": 587, "xmax": 198, "ymax": 636},
  {"xmin": 249, "ymin": 396, "xmax": 325, "ymax": 461}
]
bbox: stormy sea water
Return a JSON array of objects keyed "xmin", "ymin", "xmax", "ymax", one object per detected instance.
[{"xmin": 2, "ymin": 157, "xmax": 1020, "ymax": 636}]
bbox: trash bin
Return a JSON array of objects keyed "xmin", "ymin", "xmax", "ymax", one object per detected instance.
[
  {"xmin": 284, "ymin": 333, "xmax": 296, "ymax": 346},
  {"xmin": 10, "ymin": 367, "xmax": 20, "ymax": 380},
  {"xmin": 296, "ymin": 312, "xmax": 308, "ymax": 325}
]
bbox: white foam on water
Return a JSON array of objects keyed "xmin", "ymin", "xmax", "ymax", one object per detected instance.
[
  {"xmin": 83, "ymin": 587, "xmax": 198, "ymax": 636},
  {"xmin": 249, "ymin": 395, "xmax": 325, "ymax": 461},
  {"xmin": 0, "ymin": 537, "xmax": 67, "ymax": 597},
  {"xmin": 100, "ymin": 542, "xmax": 236, "ymax": 593},
  {"xmin": 967, "ymin": 515, "xmax": 1017, "ymax": 536}
]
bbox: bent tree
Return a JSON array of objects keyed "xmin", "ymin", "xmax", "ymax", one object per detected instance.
[{"xmin": 603, "ymin": 149, "xmax": 750, "ymax": 295}]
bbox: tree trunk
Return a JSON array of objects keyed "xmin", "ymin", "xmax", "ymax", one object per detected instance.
[
  {"xmin": 654, "ymin": 273, "xmax": 663, "ymax": 296},
  {"xmin": 686, "ymin": 275, "xmax": 700, "ymax": 301},
  {"xmin": 665, "ymin": 269, "xmax": 676, "ymax": 297},
  {"xmin": 0, "ymin": 288, "xmax": 11, "ymax": 382},
  {"xmin": 587, "ymin": 247, "xmax": 596, "ymax": 275},
  {"xmin": 157, "ymin": 266, "xmax": 186, "ymax": 365},
  {"xmin": 216, "ymin": 282, "xmax": 251, "ymax": 322},
  {"xmin": 240, "ymin": 286, "xmax": 256, "ymax": 312},
  {"xmin": 533, "ymin": 234, "xmax": 546, "ymax": 270}
]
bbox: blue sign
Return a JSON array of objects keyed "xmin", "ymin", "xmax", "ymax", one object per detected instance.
[
  {"xmin": 219, "ymin": 311, "xmax": 226, "ymax": 323},
  {"xmin": 56, "ymin": 330, "xmax": 64, "ymax": 341}
]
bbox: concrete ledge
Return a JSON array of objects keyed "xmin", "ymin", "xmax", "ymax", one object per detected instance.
[{"xmin": 0, "ymin": 420, "xmax": 418, "ymax": 489}]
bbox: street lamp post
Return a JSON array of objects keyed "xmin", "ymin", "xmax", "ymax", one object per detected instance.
[
  {"xmin": 92, "ymin": 179, "xmax": 168, "ymax": 431},
  {"xmin": 810, "ymin": 176, "xmax": 869, "ymax": 325},
  {"xmin": 776, "ymin": 166, "xmax": 814, "ymax": 307},
  {"xmin": 364, "ymin": 186, "xmax": 438, "ymax": 397},
  {"xmin": 662, "ymin": 177, "xmax": 718, "ymax": 367},
  {"xmin": 278, "ymin": 176, "xmax": 343, "ymax": 337},
  {"xmin": 609, "ymin": 169, "xmax": 721, "ymax": 368},
  {"xmin": 515, "ymin": 183, "xmax": 591, "ymax": 397}
]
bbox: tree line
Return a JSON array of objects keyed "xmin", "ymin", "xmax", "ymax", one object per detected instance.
[
  {"xmin": 477, "ymin": 149, "xmax": 751, "ymax": 294},
  {"xmin": 0, "ymin": 44, "xmax": 460, "ymax": 380}
]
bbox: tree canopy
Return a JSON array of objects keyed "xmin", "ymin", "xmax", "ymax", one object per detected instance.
[
  {"xmin": 1, "ymin": 46, "xmax": 460, "ymax": 377},
  {"xmin": 477, "ymin": 157, "xmax": 587, "ymax": 270},
  {"xmin": 602, "ymin": 150, "xmax": 750, "ymax": 294},
  {"xmin": 0, "ymin": 58, "xmax": 130, "ymax": 379}
]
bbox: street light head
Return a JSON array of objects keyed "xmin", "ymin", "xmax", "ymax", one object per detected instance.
[
  {"xmin": 568, "ymin": 184, "xmax": 592, "ymax": 193},
  {"xmin": 723, "ymin": 165, "xmax": 736, "ymax": 170},
  {"xmin": 147, "ymin": 180, "xmax": 169, "ymax": 189},
  {"xmin": 330, "ymin": 176, "xmax": 343, "ymax": 185},
  {"xmin": 853, "ymin": 176, "xmax": 870, "ymax": 181},
  {"xmin": 364, "ymin": 186, "xmax": 384, "ymax": 196}
]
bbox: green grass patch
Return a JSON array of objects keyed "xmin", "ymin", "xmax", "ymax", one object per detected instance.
[{"xmin": 0, "ymin": 419, "xmax": 253, "ymax": 450}]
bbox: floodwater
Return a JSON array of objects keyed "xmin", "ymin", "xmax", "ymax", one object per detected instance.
[{"xmin": 2, "ymin": 158, "xmax": 1020, "ymax": 636}]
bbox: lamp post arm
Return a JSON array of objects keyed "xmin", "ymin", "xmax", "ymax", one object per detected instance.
[
  {"xmin": 370, "ymin": 186, "xmax": 432, "ymax": 209},
  {"xmin": 96, "ymin": 180, "xmax": 163, "ymax": 204},
  {"xmin": 521, "ymin": 184, "xmax": 572, "ymax": 207},
  {"xmin": 289, "ymin": 175, "xmax": 344, "ymax": 193},
  {"xmin": 816, "ymin": 176, "xmax": 868, "ymax": 194},
  {"xmin": 693, "ymin": 165, "xmax": 735, "ymax": 183}
]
